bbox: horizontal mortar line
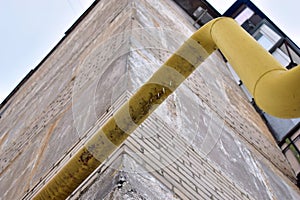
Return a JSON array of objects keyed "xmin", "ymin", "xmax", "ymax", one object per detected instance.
[
  {"xmin": 67, "ymin": 146, "xmax": 127, "ymax": 199},
  {"xmin": 142, "ymin": 122, "xmax": 251, "ymax": 198},
  {"xmin": 137, "ymin": 119, "xmax": 233, "ymax": 189},
  {"xmin": 21, "ymin": 91, "xmax": 130, "ymax": 199},
  {"xmin": 132, "ymin": 126, "xmax": 190, "ymax": 166},
  {"xmin": 123, "ymin": 147, "xmax": 209, "ymax": 200},
  {"xmin": 2, "ymin": 99, "xmax": 73, "ymax": 162},
  {"xmin": 31, "ymin": 90, "xmax": 130, "ymax": 195},
  {"xmin": 137, "ymin": 116, "xmax": 189, "ymax": 149},
  {"xmin": 174, "ymin": 156, "xmax": 242, "ymax": 200},
  {"xmin": 22, "ymin": 89, "xmax": 248, "ymax": 200},
  {"xmin": 125, "ymin": 136, "xmax": 232, "ymax": 199},
  {"xmin": 21, "ymin": 134, "xmax": 87, "ymax": 199},
  {"xmin": 184, "ymin": 79, "xmax": 265, "ymax": 141},
  {"xmin": 80, "ymin": 91, "xmax": 130, "ymax": 142},
  {"xmin": 183, "ymin": 149, "xmax": 249, "ymax": 197},
  {"xmin": 135, "ymin": 124, "xmax": 188, "ymax": 154},
  {"xmin": 135, "ymin": 127, "xmax": 191, "ymax": 165},
  {"xmin": 222, "ymin": 117, "xmax": 294, "ymax": 180},
  {"xmin": 163, "ymin": 134, "xmax": 251, "ymax": 198},
  {"xmin": 92, "ymin": 92, "xmax": 130, "ymax": 128}
]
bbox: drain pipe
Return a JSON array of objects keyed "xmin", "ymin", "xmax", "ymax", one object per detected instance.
[{"xmin": 32, "ymin": 17, "xmax": 299, "ymax": 199}]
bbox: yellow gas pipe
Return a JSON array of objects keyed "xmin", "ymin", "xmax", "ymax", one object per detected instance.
[
  {"xmin": 32, "ymin": 17, "xmax": 300, "ymax": 199},
  {"xmin": 194, "ymin": 17, "xmax": 300, "ymax": 118}
]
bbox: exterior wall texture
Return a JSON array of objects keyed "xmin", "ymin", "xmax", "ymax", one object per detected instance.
[{"xmin": 0, "ymin": 0, "xmax": 299, "ymax": 199}]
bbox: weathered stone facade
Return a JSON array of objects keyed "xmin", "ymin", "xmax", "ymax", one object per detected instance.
[{"xmin": 0, "ymin": 0, "xmax": 299, "ymax": 199}]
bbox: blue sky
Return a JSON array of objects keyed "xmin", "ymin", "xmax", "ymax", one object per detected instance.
[
  {"xmin": 0, "ymin": 0, "xmax": 94, "ymax": 102},
  {"xmin": 0, "ymin": 0, "xmax": 299, "ymax": 103}
]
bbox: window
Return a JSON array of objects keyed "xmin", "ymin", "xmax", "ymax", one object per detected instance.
[
  {"xmin": 235, "ymin": 7, "xmax": 254, "ymax": 25},
  {"xmin": 224, "ymin": 0, "xmax": 300, "ymax": 182},
  {"xmin": 278, "ymin": 41, "xmax": 300, "ymax": 68},
  {"xmin": 281, "ymin": 128, "xmax": 300, "ymax": 177},
  {"xmin": 263, "ymin": 114, "xmax": 300, "ymax": 142},
  {"xmin": 193, "ymin": 6, "xmax": 213, "ymax": 27},
  {"xmin": 253, "ymin": 24, "xmax": 281, "ymax": 51},
  {"xmin": 272, "ymin": 48, "xmax": 290, "ymax": 66}
]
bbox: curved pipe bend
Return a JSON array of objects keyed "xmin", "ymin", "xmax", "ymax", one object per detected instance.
[{"xmin": 192, "ymin": 17, "xmax": 300, "ymax": 118}]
